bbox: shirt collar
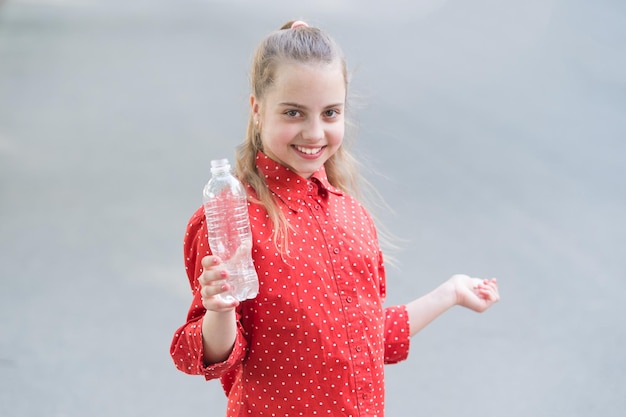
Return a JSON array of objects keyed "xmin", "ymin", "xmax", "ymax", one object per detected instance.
[{"xmin": 255, "ymin": 151, "xmax": 343, "ymax": 212}]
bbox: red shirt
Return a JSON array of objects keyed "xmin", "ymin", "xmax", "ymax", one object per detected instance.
[{"xmin": 171, "ymin": 152, "xmax": 410, "ymax": 417}]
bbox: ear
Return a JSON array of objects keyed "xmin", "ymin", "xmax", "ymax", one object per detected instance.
[{"xmin": 250, "ymin": 94, "xmax": 261, "ymax": 121}]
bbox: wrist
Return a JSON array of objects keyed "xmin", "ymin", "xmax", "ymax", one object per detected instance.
[
  {"xmin": 203, "ymin": 307, "xmax": 236, "ymax": 320},
  {"xmin": 436, "ymin": 279, "xmax": 459, "ymax": 309}
]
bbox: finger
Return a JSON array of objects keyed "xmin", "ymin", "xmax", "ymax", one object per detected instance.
[
  {"xmin": 477, "ymin": 288, "xmax": 494, "ymax": 301},
  {"xmin": 478, "ymin": 284, "xmax": 500, "ymax": 302},
  {"xmin": 200, "ymin": 282, "xmax": 240, "ymax": 311},
  {"xmin": 484, "ymin": 278, "xmax": 499, "ymax": 293},
  {"xmin": 200, "ymin": 278, "xmax": 230, "ymax": 299},
  {"xmin": 203, "ymin": 297, "xmax": 239, "ymax": 312},
  {"xmin": 201, "ymin": 255, "xmax": 222, "ymax": 270},
  {"xmin": 198, "ymin": 268, "xmax": 228, "ymax": 286},
  {"xmin": 477, "ymin": 278, "xmax": 498, "ymax": 290}
]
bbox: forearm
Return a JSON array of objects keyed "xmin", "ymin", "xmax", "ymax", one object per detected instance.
[
  {"xmin": 201, "ymin": 309, "xmax": 238, "ymax": 364},
  {"xmin": 405, "ymin": 280, "xmax": 456, "ymax": 337}
]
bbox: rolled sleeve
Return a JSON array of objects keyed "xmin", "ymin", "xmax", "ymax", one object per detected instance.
[
  {"xmin": 383, "ymin": 304, "xmax": 411, "ymax": 364},
  {"xmin": 170, "ymin": 290, "xmax": 247, "ymax": 380}
]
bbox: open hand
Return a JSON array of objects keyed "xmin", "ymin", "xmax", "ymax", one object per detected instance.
[{"xmin": 448, "ymin": 274, "xmax": 500, "ymax": 313}]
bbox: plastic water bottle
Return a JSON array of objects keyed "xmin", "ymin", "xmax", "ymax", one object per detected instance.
[{"xmin": 202, "ymin": 158, "xmax": 259, "ymax": 302}]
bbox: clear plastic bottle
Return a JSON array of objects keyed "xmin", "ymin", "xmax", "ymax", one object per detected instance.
[{"xmin": 202, "ymin": 158, "xmax": 259, "ymax": 302}]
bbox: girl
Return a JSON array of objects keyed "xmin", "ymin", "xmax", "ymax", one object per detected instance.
[{"xmin": 170, "ymin": 20, "xmax": 499, "ymax": 417}]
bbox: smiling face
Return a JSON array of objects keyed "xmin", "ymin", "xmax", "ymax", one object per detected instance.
[{"xmin": 251, "ymin": 61, "xmax": 346, "ymax": 179}]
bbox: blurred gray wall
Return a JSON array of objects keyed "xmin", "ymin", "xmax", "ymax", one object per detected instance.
[{"xmin": 1, "ymin": 0, "xmax": 624, "ymax": 416}]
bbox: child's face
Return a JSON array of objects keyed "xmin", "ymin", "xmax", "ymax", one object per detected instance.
[{"xmin": 252, "ymin": 61, "xmax": 346, "ymax": 179}]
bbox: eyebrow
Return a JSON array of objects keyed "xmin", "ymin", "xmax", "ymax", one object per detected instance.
[{"xmin": 278, "ymin": 102, "xmax": 344, "ymax": 109}]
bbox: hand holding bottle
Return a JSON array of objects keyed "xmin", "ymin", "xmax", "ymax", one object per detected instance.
[{"xmin": 198, "ymin": 255, "xmax": 240, "ymax": 312}]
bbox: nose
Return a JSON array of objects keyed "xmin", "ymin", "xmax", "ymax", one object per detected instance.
[{"xmin": 302, "ymin": 118, "xmax": 324, "ymax": 142}]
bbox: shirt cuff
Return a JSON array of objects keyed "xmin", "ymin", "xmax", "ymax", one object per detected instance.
[
  {"xmin": 384, "ymin": 304, "xmax": 411, "ymax": 364},
  {"xmin": 200, "ymin": 321, "xmax": 247, "ymax": 380}
]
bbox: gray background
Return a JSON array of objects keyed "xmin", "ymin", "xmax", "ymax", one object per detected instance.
[{"xmin": 1, "ymin": 0, "xmax": 624, "ymax": 416}]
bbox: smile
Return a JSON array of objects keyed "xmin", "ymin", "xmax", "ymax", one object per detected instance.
[{"xmin": 294, "ymin": 145, "xmax": 324, "ymax": 155}]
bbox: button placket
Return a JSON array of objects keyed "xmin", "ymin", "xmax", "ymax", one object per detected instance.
[{"xmin": 307, "ymin": 179, "xmax": 377, "ymax": 413}]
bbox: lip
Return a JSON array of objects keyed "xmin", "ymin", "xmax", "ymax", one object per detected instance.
[{"xmin": 293, "ymin": 145, "xmax": 325, "ymax": 158}]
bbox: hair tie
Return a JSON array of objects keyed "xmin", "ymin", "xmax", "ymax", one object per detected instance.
[{"xmin": 291, "ymin": 20, "xmax": 309, "ymax": 29}]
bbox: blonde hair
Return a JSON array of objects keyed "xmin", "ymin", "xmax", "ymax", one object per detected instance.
[{"xmin": 235, "ymin": 21, "xmax": 394, "ymax": 258}]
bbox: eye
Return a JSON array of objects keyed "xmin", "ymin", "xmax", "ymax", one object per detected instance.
[
  {"xmin": 285, "ymin": 109, "xmax": 301, "ymax": 118},
  {"xmin": 324, "ymin": 109, "xmax": 340, "ymax": 118}
]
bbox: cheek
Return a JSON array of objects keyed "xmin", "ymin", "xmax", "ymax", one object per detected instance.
[
  {"xmin": 261, "ymin": 121, "xmax": 295, "ymax": 150},
  {"xmin": 329, "ymin": 124, "xmax": 345, "ymax": 146}
]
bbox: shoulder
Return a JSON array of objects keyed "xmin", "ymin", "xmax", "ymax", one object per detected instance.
[
  {"xmin": 187, "ymin": 206, "xmax": 206, "ymax": 232},
  {"xmin": 179, "ymin": 206, "xmax": 210, "ymax": 285}
]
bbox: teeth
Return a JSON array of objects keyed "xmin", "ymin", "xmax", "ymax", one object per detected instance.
[{"xmin": 295, "ymin": 146, "xmax": 322, "ymax": 155}]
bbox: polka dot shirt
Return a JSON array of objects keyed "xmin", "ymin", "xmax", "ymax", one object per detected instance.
[{"xmin": 171, "ymin": 152, "xmax": 410, "ymax": 417}]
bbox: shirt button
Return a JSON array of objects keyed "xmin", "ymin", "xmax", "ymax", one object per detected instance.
[
  {"xmin": 333, "ymin": 248, "xmax": 340, "ymax": 254},
  {"xmin": 308, "ymin": 184, "xmax": 314, "ymax": 191},
  {"xmin": 314, "ymin": 204, "xmax": 320, "ymax": 210},
  {"xmin": 355, "ymin": 346, "xmax": 362, "ymax": 352},
  {"xmin": 346, "ymin": 296, "xmax": 353, "ymax": 303},
  {"xmin": 362, "ymin": 393, "xmax": 368, "ymax": 400}
]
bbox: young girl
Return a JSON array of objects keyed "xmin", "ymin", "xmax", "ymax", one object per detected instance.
[{"xmin": 170, "ymin": 20, "xmax": 499, "ymax": 417}]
